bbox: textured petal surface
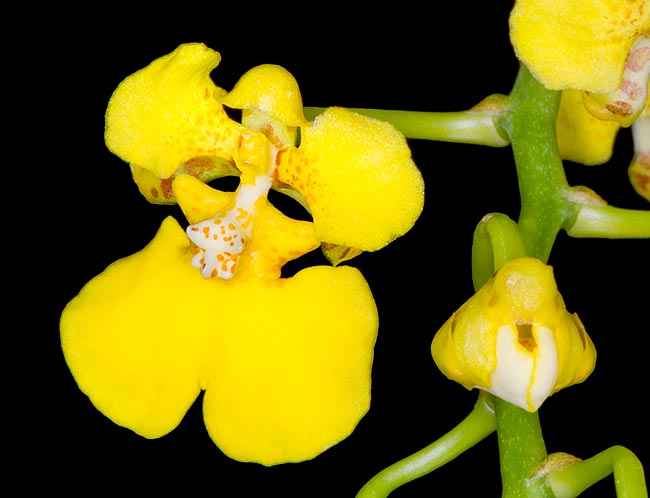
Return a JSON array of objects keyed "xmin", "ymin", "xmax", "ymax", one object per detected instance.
[
  {"xmin": 276, "ymin": 107, "xmax": 425, "ymax": 251},
  {"xmin": 510, "ymin": 0, "xmax": 650, "ymax": 92},
  {"xmin": 105, "ymin": 43, "xmax": 244, "ymax": 179}
]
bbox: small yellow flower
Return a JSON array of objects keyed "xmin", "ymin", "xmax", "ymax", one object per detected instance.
[
  {"xmin": 62, "ymin": 43, "xmax": 424, "ymax": 465},
  {"xmin": 431, "ymin": 257, "xmax": 596, "ymax": 412},
  {"xmin": 509, "ymin": 0, "xmax": 650, "ymax": 93}
]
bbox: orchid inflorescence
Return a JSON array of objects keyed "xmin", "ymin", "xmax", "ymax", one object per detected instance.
[{"xmin": 61, "ymin": 0, "xmax": 649, "ymax": 496}]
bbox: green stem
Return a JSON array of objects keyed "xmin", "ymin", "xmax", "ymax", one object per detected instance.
[
  {"xmin": 485, "ymin": 64, "xmax": 575, "ymax": 498},
  {"xmin": 303, "ymin": 106, "xmax": 509, "ymax": 146},
  {"xmin": 355, "ymin": 393, "xmax": 496, "ymax": 498},
  {"xmin": 547, "ymin": 446, "xmax": 648, "ymax": 498},
  {"xmin": 501, "ymin": 65, "xmax": 575, "ymax": 263},
  {"xmin": 494, "ymin": 398, "xmax": 555, "ymax": 498},
  {"xmin": 566, "ymin": 203, "xmax": 650, "ymax": 238}
]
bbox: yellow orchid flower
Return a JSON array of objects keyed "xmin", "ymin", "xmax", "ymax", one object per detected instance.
[
  {"xmin": 431, "ymin": 257, "xmax": 596, "ymax": 412},
  {"xmin": 62, "ymin": 43, "xmax": 425, "ymax": 465},
  {"xmin": 509, "ymin": 0, "xmax": 650, "ymax": 94}
]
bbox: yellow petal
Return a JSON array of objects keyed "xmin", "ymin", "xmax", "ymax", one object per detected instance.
[
  {"xmin": 105, "ymin": 43, "xmax": 244, "ymax": 179},
  {"xmin": 61, "ymin": 216, "xmax": 378, "ymax": 465},
  {"xmin": 431, "ymin": 257, "xmax": 596, "ymax": 411},
  {"xmin": 556, "ymin": 89, "xmax": 621, "ymax": 165},
  {"xmin": 276, "ymin": 107, "xmax": 425, "ymax": 251},
  {"xmin": 202, "ymin": 265, "xmax": 378, "ymax": 465},
  {"xmin": 509, "ymin": 0, "xmax": 650, "ymax": 92}
]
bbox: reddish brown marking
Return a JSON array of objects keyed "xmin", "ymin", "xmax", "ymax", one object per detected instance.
[
  {"xmin": 631, "ymin": 171, "xmax": 650, "ymax": 191},
  {"xmin": 620, "ymin": 79, "xmax": 642, "ymax": 100},
  {"xmin": 638, "ymin": 153, "xmax": 650, "ymax": 168},
  {"xmin": 160, "ymin": 177, "xmax": 175, "ymax": 199},
  {"xmin": 275, "ymin": 149, "xmax": 287, "ymax": 165},
  {"xmin": 606, "ymin": 100, "xmax": 633, "ymax": 116},
  {"xmin": 185, "ymin": 156, "xmax": 217, "ymax": 175},
  {"xmin": 626, "ymin": 45, "xmax": 650, "ymax": 71}
]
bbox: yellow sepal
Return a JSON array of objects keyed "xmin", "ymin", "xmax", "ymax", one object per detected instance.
[{"xmin": 105, "ymin": 43, "xmax": 244, "ymax": 180}]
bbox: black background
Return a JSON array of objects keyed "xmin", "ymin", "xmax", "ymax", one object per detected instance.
[{"xmin": 30, "ymin": 4, "xmax": 648, "ymax": 496}]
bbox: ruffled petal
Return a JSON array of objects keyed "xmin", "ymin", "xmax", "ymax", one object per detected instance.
[
  {"xmin": 202, "ymin": 265, "xmax": 378, "ymax": 465},
  {"xmin": 509, "ymin": 0, "xmax": 650, "ymax": 93},
  {"xmin": 105, "ymin": 43, "xmax": 244, "ymax": 180},
  {"xmin": 60, "ymin": 216, "xmax": 211, "ymax": 438},
  {"xmin": 276, "ymin": 107, "xmax": 425, "ymax": 251}
]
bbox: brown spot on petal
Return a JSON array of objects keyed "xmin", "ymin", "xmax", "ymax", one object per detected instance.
[
  {"xmin": 606, "ymin": 100, "xmax": 633, "ymax": 116},
  {"xmin": 160, "ymin": 177, "xmax": 175, "ymax": 199}
]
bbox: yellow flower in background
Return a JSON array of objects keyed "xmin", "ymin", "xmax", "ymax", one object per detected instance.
[
  {"xmin": 509, "ymin": 0, "xmax": 650, "ymax": 93},
  {"xmin": 62, "ymin": 43, "xmax": 424, "ymax": 465},
  {"xmin": 431, "ymin": 257, "xmax": 596, "ymax": 412},
  {"xmin": 629, "ymin": 95, "xmax": 650, "ymax": 200}
]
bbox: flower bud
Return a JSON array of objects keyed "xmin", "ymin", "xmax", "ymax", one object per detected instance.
[{"xmin": 431, "ymin": 257, "xmax": 596, "ymax": 412}]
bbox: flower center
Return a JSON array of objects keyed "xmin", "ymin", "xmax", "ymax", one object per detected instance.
[{"xmin": 187, "ymin": 174, "xmax": 273, "ymax": 279}]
